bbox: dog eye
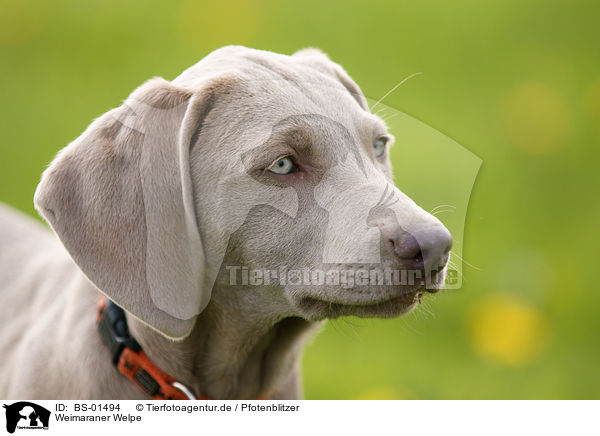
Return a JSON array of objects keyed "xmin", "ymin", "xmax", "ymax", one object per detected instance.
[
  {"xmin": 373, "ymin": 137, "xmax": 388, "ymax": 158},
  {"xmin": 268, "ymin": 156, "xmax": 296, "ymax": 175}
]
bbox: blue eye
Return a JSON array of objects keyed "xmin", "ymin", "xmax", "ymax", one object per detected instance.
[
  {"xmin": 268, "ymin": 156, "xmax": 296, "ymax": 175},
  {"xmin": 373, "ymin": 137, "xmax": 388, "ymax": 158}
]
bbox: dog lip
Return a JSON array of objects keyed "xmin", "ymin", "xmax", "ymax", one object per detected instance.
[
  {"xmin": 307, "ymin": 290, "xmax": 422, "ymax": 307},
  {"xmin": 294, "ymin": 287, "xmax": 425, "ymax": 318}
]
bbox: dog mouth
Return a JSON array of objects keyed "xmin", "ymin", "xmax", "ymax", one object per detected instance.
[
  {"xmin": 289, "ymin": 264, "xmax": 448, "ymax": 320},
  {"xmin": 294, "ymin": 288, "xmax": 426, "ymax": 320}
]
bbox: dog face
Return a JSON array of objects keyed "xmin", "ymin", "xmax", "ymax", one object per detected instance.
[{"xmin": 34, "ymin": 46, "xmax": 451, "ymax": 338}]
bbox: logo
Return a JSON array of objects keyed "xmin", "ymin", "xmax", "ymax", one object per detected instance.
[{"xmin": 2, "ymin": 402, "xmax": 50, "ymax": 434}]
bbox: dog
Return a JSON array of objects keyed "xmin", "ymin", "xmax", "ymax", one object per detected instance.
[{"xmin": 0, "ymin": 46, "xmax": 452, "ymax": 399}]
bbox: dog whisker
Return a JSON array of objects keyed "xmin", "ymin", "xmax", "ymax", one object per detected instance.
[
  {"xmin": 371, "ymin": 72, "xmax": 423, "ymax": 110},
  {"xmin": 339, "ymin": 318, "xmax": 365, "ymax": 341},
  {"xmin": 416, "ymin": 302, "xmax": 435, "ymax": 320},
  {"xmin": 399, "ymin": 315, "xmax": 424, "ymax": 336},
  {"xmin": 431, "ymin": 208, "xmax": 455, "ymax": 217},
  {"xmin": 430, "ymin": 204, "xmax": 456, "ymax": 214},
  {"xmin": 447, "ymin": 260, "xmax": 466, "ymax": 282},
  {"xmin": 450, "ymin": 251, "xmax": 481, "ymax": 271},
  {"xmin": 379, "ymin": 112, "xmax": 399, "ymax": 123},
  {"xmin": 373, "ymin": 107, "xmax": 392, "ymax": 117}
]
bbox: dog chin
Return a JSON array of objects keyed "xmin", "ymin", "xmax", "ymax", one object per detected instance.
[
  {"xmin": 289, "ymin": 265, "xmax": 449, "ymax": 320},
  {"xmin": 292, "ymin": 288, "xmax": 424, "ymax": 320}
]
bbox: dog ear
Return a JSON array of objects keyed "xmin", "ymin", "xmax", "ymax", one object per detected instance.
[
  {"xmin": 34, "ymin": 76, "xmax": 231, "ymax": 339},
  {"xmin": 293, "ymin": 48, "xmax": 369, "ymax": 111}
]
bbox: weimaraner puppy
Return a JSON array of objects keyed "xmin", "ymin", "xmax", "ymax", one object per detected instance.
[{"xmin": 0, "ymin": 46, "xmax": 452, "ymax": 400}]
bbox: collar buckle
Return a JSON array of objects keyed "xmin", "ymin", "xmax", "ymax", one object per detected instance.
[{"xmin": 171, "ymin": 382, "xmax": 198, "ymax": 400}]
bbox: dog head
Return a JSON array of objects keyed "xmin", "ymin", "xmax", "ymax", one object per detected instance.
[{"xmin": 34, "ymin": 46, "xmax": 451, "ymax": 338}]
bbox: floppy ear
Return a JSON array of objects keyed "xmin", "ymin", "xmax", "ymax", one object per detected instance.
[
  {"xmin": 293, "ymin": 48, "xmax": 369, "ymax": 111},
  {"xmin": 34, "ymin": 76, "xmax": 225, "ymax": 339}
]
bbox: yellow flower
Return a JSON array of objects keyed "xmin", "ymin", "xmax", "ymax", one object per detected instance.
[
  {"xmin": 466, "ymin": 293, "xmax": 549, "ymax": 366},
  {"xmin": 354, "ymin": 387, "xmax": 410, "ymax": 400}
]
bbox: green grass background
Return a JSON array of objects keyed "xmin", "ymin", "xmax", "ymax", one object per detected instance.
[{"xmin": 1, "ymin": 0, "xmax": 599, "ymax": 399}]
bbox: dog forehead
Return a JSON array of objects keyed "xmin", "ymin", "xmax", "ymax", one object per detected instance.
[
  {"xmin": 174, "ymin": 46, "xmax": 335, "ymax": 88},
  {"xmin": 174, "ymin": 46, "xmax": 363, "ymax": 116},
  {"xmin": 180, "ymin": 47, "xmax": 381, "ymax": 167}
]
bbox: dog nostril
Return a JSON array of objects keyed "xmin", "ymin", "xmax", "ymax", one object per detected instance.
[
  {"xmin": 389, "ymin": 228, "xmax": 453, "ymax": 269},
  {"xmin": 390, "ymin": 234, "xmax": 423, "ymax": 263}
]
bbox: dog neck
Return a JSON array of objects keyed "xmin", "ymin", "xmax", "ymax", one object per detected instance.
[{"xmin": 126, "ymin": 284, "xmax": 321, "ymax": 399}]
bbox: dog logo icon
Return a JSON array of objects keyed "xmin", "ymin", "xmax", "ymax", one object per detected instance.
[{"xmin": 2, "ymin": 402, "xmax": 50, "ymax": 433}]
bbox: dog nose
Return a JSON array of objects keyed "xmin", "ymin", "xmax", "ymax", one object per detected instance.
[{"xmin": 390, "ymin": 226, "xmax": 452, "ymax": 271}]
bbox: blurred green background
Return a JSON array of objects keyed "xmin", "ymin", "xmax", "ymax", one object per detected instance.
[{"xmin": 1, "ymin": 0, "xmax": 599, "ymax": 399}]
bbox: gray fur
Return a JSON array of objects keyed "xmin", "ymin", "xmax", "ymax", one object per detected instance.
[{"xmin": 0, "ymin": 46, "xmax": 451, "ymax": 399}]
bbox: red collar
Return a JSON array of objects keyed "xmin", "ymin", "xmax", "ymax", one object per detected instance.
[
  {"xmin": 97, "ymin": 297, "xmax": 201, "ymax": 400},
  {"xmin": 97, "ymin": 298, "xmax": 269, "ymax": 400}
]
